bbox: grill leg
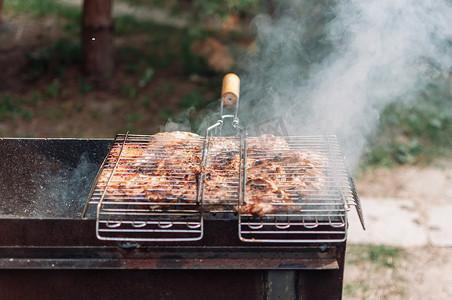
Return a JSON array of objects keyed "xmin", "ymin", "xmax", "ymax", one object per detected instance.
[
  {"xmin": 297, "ymin": 269, "xmax": 344, "ymax": 300},
  {"xmin": 266, "ymin": 270, "xmax": 297, "ymax": 300},
  {"xmin": 297, "ymin": 244, "xmax": 346, "ymax": 300}
]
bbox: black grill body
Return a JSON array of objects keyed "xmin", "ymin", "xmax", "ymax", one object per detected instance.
[{"xmin": 0, "ymin": 138, "xmax": 346, "ymax": 300}]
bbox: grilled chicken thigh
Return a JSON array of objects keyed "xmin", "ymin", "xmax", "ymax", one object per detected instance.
[{"xmin": 96, "ymin": 132, "xmax": 326, "ymax": 216}]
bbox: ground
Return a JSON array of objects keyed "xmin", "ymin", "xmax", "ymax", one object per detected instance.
[
  {"xmin": 1, "ymin": 6, "xmax": 451, "ymax": 300},
  {"xmin": 348, "ymin": 161, "xmax": 452, "ymax": 299}
]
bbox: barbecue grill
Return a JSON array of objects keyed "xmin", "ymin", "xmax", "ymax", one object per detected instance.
[{"xmin": 0, "ymin": 74, "xmax": 364, "ymax": 299}]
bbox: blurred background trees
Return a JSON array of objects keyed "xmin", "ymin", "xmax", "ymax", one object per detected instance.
[
  {"xmin": 0, "ymin": 0, "xmax": 4, "ymax": 23},
  {"xmin": 0, "ymin": 0, "xmax": 451, "ymax": 169}
]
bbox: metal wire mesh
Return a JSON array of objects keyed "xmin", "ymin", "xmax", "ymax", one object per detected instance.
[
  {"xmin": 238, "ymin": 135, "xmax": 353, "ymax": 243},
  {"xmin": 85, "ymin": 133, "xmax": 360, "ymax": 243},
  {"xmin": 89, "ymin": 132, "xmax": 205, "ymax": 241}
]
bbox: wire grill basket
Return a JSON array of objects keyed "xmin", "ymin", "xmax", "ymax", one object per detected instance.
[
  {"xmin": 83, "ymin": 133, "xmax": 363, "ymax": 243},
  {"xmin": 83, "ymin": 73, "xmax": 364, "ymax": 243}
]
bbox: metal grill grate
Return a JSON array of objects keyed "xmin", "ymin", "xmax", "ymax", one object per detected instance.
[
  {"xmin": 87, "ymin": 132, "xmax": 205, "ymax": 241},
  {"xmin": 238, "ymin": 135, "xmax": 353, "ymax": 243},
  {"xmin": 84, "ymin": 133, "xmax": 362, "ymax": 243},
  {"xmin": 202, "ymin": 136, "xmax": 242, "ymax": 212}
]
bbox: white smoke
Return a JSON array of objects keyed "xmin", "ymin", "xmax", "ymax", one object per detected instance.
[
  {"xmin": 31, "ymin": 153, "xmax": 99, "ymax": 218},
  {"xmin": 239, "ymin": 0, "xmax": 452, "ymax": 169}
]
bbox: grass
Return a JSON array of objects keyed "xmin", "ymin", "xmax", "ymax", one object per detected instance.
[
  {"xmin": 121, "ymin": 86, "xmax": 138, "ymax": 99},
  {"xmin": 45, "ymin": 80, "xmax": 60, "ymax": 99},
  {"xmin": 344, "ymin": 244, "xmax": 406, "ymax": 298},
  {"xmin": 347, "ymin": 244, "xmax": 404, "ymax": 269},
  {"xmin": 5, "ymin": 0, "xmax": 81, "ymax": 20},
  {"xmin": 26, "ymin": 39, "xmax": 81, "ymax": 80},
  {"xmin": 141, "ymin": 97, "xmax": 152, "ymax": 107},
  {"xmin": 115, "ymin": 18, "xmax": 187, "ymax": 71},
  {"xmin": 0, "ymin": 94, "xmax": 34, "ymax": 121},
  {"xmin": 344, "ymin": 279, "xmax": 370, "ymax": 298},
  {"xmin": 0, "ymin": 91, "xmax": 88, "ymax": 124},
  {"xmin": 114, "ymin": 14, "xmax": 161, "ymax": 36},
  {"xmin": 79, "ymin": 78, "xmax": 95, "ymax": 95}
]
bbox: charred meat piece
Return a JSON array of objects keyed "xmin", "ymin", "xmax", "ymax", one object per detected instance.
[
  {"xmin": 203, "ymin": 137, "xmax": 241, "ymax": 203},
  {"xmin": 238, "ymin": 136, "xmax": 327, "ymax": 216},
  {"xmin": 238, "ymin": 178, "xmax": 292, "ymax": 217},
  {"xmin": 95, "ymin": 132, "xmax": 327, "ymax": 216},
  {"xmin": 97, "ymin": 131, "xmax": 203, "ymax": 205}
]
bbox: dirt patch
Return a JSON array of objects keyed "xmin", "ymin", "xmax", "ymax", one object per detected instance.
[
  {"xmin": 357, "ymin": 159, "xmax": 452, "ymax": 224},
  {"xmin": 350, "ymin": 160, "xmax": 452, "ymax": 299},
  {"xmin": 404, "ymin": 246, "xmax": 452, "ymax": 299}
]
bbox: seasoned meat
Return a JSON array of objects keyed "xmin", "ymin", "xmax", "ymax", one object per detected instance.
[
  {"xmin": 203, "ymin": 137, "xmax": 241, "ymax": 203},
  {"xmin": 97, "ymin": 131, "xmax": 203, "ymax": 206},
  {"xmin": 237, "ymin": 136, "xmax": 327, "ymax": 216},
  {"xmin": 238, "ymin": 178, "xmax": 292, "ymax": 216},
  {"xmin": 95, "ymin": 132, "xmax": 327, "ymax": 217}
]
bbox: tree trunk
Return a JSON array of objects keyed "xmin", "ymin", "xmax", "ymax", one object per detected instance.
[
  {"xmin": 0, "ymin": 0, "xmax": 4, "ymax": 23},
  {"xmin": 82, "ymin": 0, "xmax": 114, "ymax": 78}
]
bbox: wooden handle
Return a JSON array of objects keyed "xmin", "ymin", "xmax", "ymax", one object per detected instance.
[{"xmin": 221, "ymin": 73, "xmax": 240, "ymax": 107}]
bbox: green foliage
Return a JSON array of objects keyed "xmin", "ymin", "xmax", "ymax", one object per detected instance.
[
  {"xmin": 227, "ymin": 0, "xmax": 260, "ymax": 11},
  {"xmin": 163, "ymin": 82, "xmax": 174, "ymax": 93},
  {"xmin": 124, "ymin": 64, "xmax": 139, "ymax": 74},
  {"xmin": 194, "ymin": 0, "xmax": 225, "ymax": 17},
  {"xmin": 365, "ymin": 139, "xmax": 423, "ymax": 167},
  {"xmin": 76, "ymin": 102, "xmax": 84, "ymax": 113},
  {"xmin": 193, "ymin": 0, "xmax": 259, "ymax": 18},
  {"xmin": 52, "ymin": 39, "xmax": 82, "ymax": 66},
  {"xmin": 344, "ymin": 280, "xmax": 370, "ymax": 298},
  {"xmin": 26, "ymin": 49, "xmax": 51, "ymax": 79},
  {"xmin": 117, "ymin": 21, "xmax": 182, "ymax": 70},
  {"xmin": 119, "ymin": 0, "xmax": 259, "ymax": 20},
  {"xmin": 141, "ymin": 97, "xmax": 152, "ymax": 107},
  {"xmin": 364, "ymin": 80, "xmax": 452, "ymax": 167},
  {"xmin": 158, "ymin": 107, "xmax": 172, "ymax": 120},
  {"xmin": 344, "ymin": 244, "xmax": 406, "ymax": 298},
  {"xmin": 26, "ymin": 39, "xmax": 81, "ymax": 79},
  {"xmin": 121, "ymin": 46, "xmax": 168, "ymax": 73},
  {"xmin": 122, "ymin": 47, "xmax": 145, "ymax": 61},
  {"xmin": 124, "ymin": 112, "xmax": 143, "ymax": 134},
  {"xmin": 122, "ymin": 86, "xmax": 138, "ymax": 99},
  {"xmin": 79, "ymin": 78, "xmax": 95, "ymax": 95},
  {"xmin": 115, "ymin": 15, "xmax": 150, "ymax": 36},
  {"xmin": 179, "ymin": 89, "xmax": 206, "ymax": 109},
  {"xmin": 45, "ymin": 80, "xmax": 60, "ymax": 99},
  {"xmin": 367, "ymin": 245, "xmax": 403, "ymax": 268},
  {"xmin": 348, "ymin": 244, "xmax": 404, "ymax": 269},
  {"xmin": 181, "ymin": 36, "xmax": 211, "ymax": 76},
  {"xmin": 14, "ymin": 0, "xmax": 227, "ymax": 78},
  {"xmin": 91, "ymin": 111, "xmax": 99, "ymax": 119},
  {"xmin": 5, "ymin": 0, "xmax": 81, "ymax": 19},
  {"xmin": 47, "ymin": 107, "xmax": 63, "ymax": 120},
  {"xmin": 30, "ymin": 91, "xmax": 42, "ymax": 106},
  {"xmin": 0, "ymin": 95, "xmax": 33, "ymax": 121},
  {"xmin": 6, "ymin": 1, "xmax": 81, "ymax": 84}
]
